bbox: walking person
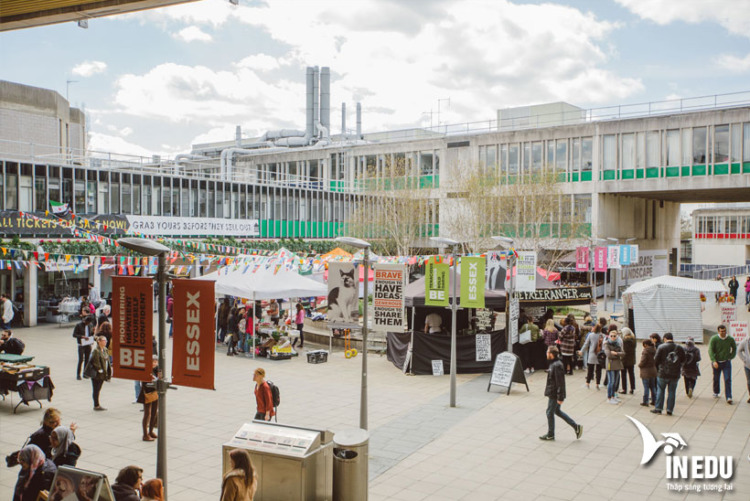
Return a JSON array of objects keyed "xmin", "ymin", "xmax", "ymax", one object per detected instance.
[
  {"xmin": 682, "ymin": 337, "xmax": 701, "ymax": 398},
  {"xmin": 708, "ymin": 324, "xmax": 737, "ymax": 404},
  {"xmin": 539, "ymin": 346, "xmax": 583, "ymax": 441},
  {"xmin": 291, "ymin": 303, "xmax": 305, "ymax": 349},
  {"xmin": 2, "ymin": 294, "xmax": 15, "ymax": 329},
  {"xmin": 559, "ymin": 315, "xmax": 577, "ymax": 376},
  {"xmin": 252, "ymin": 368, "xmax": 275, "ymax": 422},
  {"xmin": 604, "ymin": 328, "xmax": 624, "ymax": 404},
  {"xmin": 651, "ymin": 332, "xmax": 685, "ymax": 415},
  {"xmin": 620, "ymin": 327, "xmax": 636, "ymax": 395},
  {"xmin": 138, "ymin": 356, "xmax": 160, "ymax": 441},
  {"xmin": 217, "ymin": 298, "xmax": 230, "ymax": 344},
  {"xmin": 638, "ymin": 339, "xmax": 657, "ymax": 406},
  {"xmin": 580, "ymin": 324, "xmax": 604, "ymax": 390},
  {"xmin": 90, "ymin": 335, "xmax": 111, "ymax": 411},
  {"xmin": 738, "ymin": 336, "xmax": 750, "ymax": 404},
  {"xmin": 744, "ymin": 277, "xmax": 750, "ymax": 308},
  {"xmin": 728, "ymin": 275, "xmax": 739, "ymax": 304},
  {"xmin": 226, "ymin": 307, "xmax": 239, "ymax": 356},
  {"xmin": 221, "ymin": 449, "xmax": 258, "ymax": 501},
  {"xmin": 72, "ymin": 315, "xmax": 96, "ymax": 380}
]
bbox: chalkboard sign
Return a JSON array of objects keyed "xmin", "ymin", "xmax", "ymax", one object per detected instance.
[
  {"xmin": 475, "ymin": 334, "xmax": 491, "ymax": 362},
  {"xmin": 431, "ymin": 360, "xmax": 444, "ymax": 376},
  {"xmin": 487, "ymin": 352, "xmax": 529, "ymax": 395}
]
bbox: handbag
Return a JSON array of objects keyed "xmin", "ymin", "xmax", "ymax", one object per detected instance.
[
  {"xmin": 143, "ymin": 391, "xmax": 158, "ymax": 404},
  {"xmin": 519, "ymin": 329, "xmax": 532, "ymax": 345},
  {"xmin": 83, "ymin": 359, "xmax": 97, "ymax": 379}
]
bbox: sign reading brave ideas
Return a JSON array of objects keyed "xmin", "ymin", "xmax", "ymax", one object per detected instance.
[
  {"xmin": 372, "ymin": 264, "xmax": 407, "ymax": 332},
  {"xmin": 172, "ymin": 279, "xmax": 216, "ymax": 390},
  {"xmin": 111, "ymin": 276, "xmax": 153, "ymax": 382}
]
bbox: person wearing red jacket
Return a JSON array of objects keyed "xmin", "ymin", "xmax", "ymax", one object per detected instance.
[{"xmin": 253, "ymin": 368, "xmax": 275, "ymax": 421}]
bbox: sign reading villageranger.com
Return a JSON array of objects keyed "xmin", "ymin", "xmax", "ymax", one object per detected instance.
[{"xmin": 627, "ymin": 416, "xmax": 735, "ymax": 494}]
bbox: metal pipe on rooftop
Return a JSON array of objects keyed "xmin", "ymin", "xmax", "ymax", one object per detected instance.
[{"xmin": 320, "ymin": 67, "xmax": 330, "ymax": 138}]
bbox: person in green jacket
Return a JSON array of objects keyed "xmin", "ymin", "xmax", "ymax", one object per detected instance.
[{"xmin": 708, "ymin": 324, "xmax": 737, "ymax": 404}]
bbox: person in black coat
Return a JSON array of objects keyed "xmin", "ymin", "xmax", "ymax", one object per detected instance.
[
  {"xmin": 72, "ymin": 315, "xmax": 96, "ymax": 380},
  {"xmin": 112, "ymin": 465, "xmax": 143, "ymax": 501},
  {"xmin": 651, "ymin": 332, "xmax": 686, "ymax": 415},
  {"xmin": 13, "ymin": 445, "xmax": 57, "ymax": 501},
  {"xmin": 27, "ymin": 408, "xmax": 77, "ymax": 459},
  {"xmin": 540, "ymin": 346, "xmax": 583, "ymax": 441}
]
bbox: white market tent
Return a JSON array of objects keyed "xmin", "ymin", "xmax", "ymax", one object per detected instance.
[
  {"xmin": 622, "ymin": 275, "xmax": 726, "ymax": 343},
  {"xmin": 196, "ymin": 266, "xmax": 327, "ymax": 300}
]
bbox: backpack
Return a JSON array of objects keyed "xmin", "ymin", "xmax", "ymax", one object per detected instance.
[
  {"xmin": 664, "ymin": 349, "xmax": 682, "ymax": 373},
  {"xmin": 3, "ymin": 337, "xmax": 25, "ymax": 355},
  {"xmin": 595, "ymin": 335, "xmax": 607, "ymax": 365},
  {"xmin": 265, "ymin": 380, "xmax": 281, "ymax": 411},
  {"xmin": 238, "ymin": 318, "xmax": 247, "ymax": 334}
]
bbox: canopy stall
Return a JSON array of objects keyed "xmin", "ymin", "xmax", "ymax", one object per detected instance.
[
  {"xmin": 196, "ymin": 267, "xmax": 327, "ymax": 299},
  {"xmin": 622, "ymin": 275, "xmax": 726, "ymax": 343}
]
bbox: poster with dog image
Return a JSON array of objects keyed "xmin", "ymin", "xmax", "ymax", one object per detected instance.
[{"xmin": 327, "ymin": 262, "xmax": 360, "ymax": 328}]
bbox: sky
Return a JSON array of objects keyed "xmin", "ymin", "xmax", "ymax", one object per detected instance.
[{"xmin": 1, "ymin": 0, "xmax": 749, "ymax": 159}]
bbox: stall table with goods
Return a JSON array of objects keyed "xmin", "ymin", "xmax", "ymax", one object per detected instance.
[{"xmin": 0, "ymin": 359, "xmax": 54, "ymax": 413}]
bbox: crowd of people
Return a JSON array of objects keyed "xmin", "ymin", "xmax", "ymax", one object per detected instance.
[
  {"xmin": 520, "ymin": 308, "xmax": 750, "ymax": 418},
  {"xmin": 9, "ymin": 406, "xmax": 257, "ymax": 500}
]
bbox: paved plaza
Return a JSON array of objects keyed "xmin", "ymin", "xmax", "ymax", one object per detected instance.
[{"xmin": 2, "ymin": 302, "xmax": 750, "ymax": 500}]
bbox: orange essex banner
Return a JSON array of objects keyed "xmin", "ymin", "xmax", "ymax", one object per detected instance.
[
  {"xmin": 112, "ymin": 276, "xmax": 154, "ymax": 381},
  {"xmin": 171, "ymin": 279, "xmax": 216, "ymax": 390}
]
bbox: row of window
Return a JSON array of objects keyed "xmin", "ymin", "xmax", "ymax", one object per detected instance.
[
  {"xmin": 477, "ymin": 122, "xmax": 750, "ymax": 178},
  {"xmin": 694, "ymin": 214, "xmax": 750, "ymax": 237},
  {"xmin": 0, "ymin": 161, "xmax": 358, "ymax": 223}
]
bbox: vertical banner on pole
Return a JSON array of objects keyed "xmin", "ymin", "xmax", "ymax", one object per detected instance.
[
  {"xmin": 516, "ymin": 251, "xmax": 537, "ymax": 293},
  {"xmin": 372, "ymin": 264, "xmax": 407, "ymax": 332},
  {"xmin": 575, "ymin": 247, "xmax": 589, "ymax": 271},
  {"xmin": 594, "ymin": 247, "xmax": 608, "ymax": 272},
  {"xmin": 172, "ymin": 278, "xmax": 216, "ymax": 390},
  {"xmin": 619, "ymin": 245, "xmax": 632, "ymax": 266},
  {"xmin": 425, "ymin": 258, "xmax": 450, "ymax": 306},
  {"xmin": 112, "ymin": 276, "xmax": 153, "ymax": 381},
  {"xmin": 629, "ymin": 245, "xmax": 639, "ymax": 264},
  {"xmin": 460, "ymin": 257, "xmax": 485, "ymax": 308},
  {"xmin": 607, "ymin": 246, "xmax": 621, "ymax": 269}
]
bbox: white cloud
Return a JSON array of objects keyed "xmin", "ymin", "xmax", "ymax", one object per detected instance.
[
  {"xmin": 615, "ymin": 0, "xmax": 750, "ymax": 38},
  {"xmin": 72, "ymin": 61, "xmax": 107, "ymax": 77},
  {"xmin": 235, "ymin": 54, "xmax": 280, "ymax": 72},
  {"xmin": 717, "ymin": 53, "xmax": 750, "ymax": 73},
  {"xmin": 173, "ymin": 26, "xmax": 213, "ymax": 43},
  {"xmin": 89, "ymin": 132, "xmax": 160, "ymax": 157}
]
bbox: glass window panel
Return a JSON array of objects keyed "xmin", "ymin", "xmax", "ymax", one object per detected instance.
[
  {"xmin": 523, "ymin": 143, "xmax": 531, "ymax": 174},
  {"xmin": 6, "ymin": 170, "xmax": 18, "ymax": 210},
  {"xmin": 162, "ymin": 186, "xmax": 171, "ymax": 216},
  {"xmin": 603, "ymin": 135, "xmax": 616, "ymax": 171},
  {"xmin": 486, "ymin": 145, "xmax": 497, "ymax": 171},
  {"xmin": 500, "ymin": 144, "xmax": 508, "ymax": 175},
  {"xmin": 744, "ymin": 123, "xmax": 750, "ymax": 162},
  {"xmin": 693, "ymin": 127, "xmax": 707, "ymax": 164},
  {"xmin": 508, "ymin": 144, "xmax": 519, "ymax": 174},
  {"xmin": 122, "ymin": 183, "xmax": 131, "ymax": 213},
  {"xmin": 133, "ymin": 183, "xmax": 141, "ymax": 215},
  {"xmin": 666, "ymin": 130, "xmax": 680, "ymax": 167},
  {"xmin": 35, "ymin": 176, "xmax": 46, "ymax": 212},
  {"xmin": 181, "ymin": 187, "xmax": 190, "ymax": 216},
  {"xmin": 555, "ymin": 140, "xmax": 567, "ymax": 171},
  {"xmin": 646, "ymin": 131, "xmax": 660, "ymax": 168},
  {"xmin": 731, "ymin": 124, "xmax": 742, "ymax": 162},
  {"xmin": 682, "ymin": 128, "xmax": 692, "ymax": 166},
  {"xmin": 547, "ymin": 141, "xmax": 554, "ymax": 170},
  {"xmin": 581, "ymin": 138, "xmax": 593, "ymax": 171},
  {"xmin": 571, "ymin": 139, "xmax": 581, "ymax": 171},
  {"xmin": 531, "ymin": 142, "xmax": 542, "ymax": 173},
  {"xmin": 110, "ymin": 181, "xmax": 120, "ymax": 213},
  {"xmin": 714, "ymin": 125, "xmax": 729, "ymax": 163},
  {"xmin": 622, "ymin": 133, "xmax": 635, "ymax": 170}
]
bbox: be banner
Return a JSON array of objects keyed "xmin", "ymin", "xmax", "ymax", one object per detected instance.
[
  {"xmin": 425, "ymin": 259, "xmax": 450, "ymax": 306},
  {"xmin": 460, "ymin": 257, "xmax": 485, "ymax": 308},
  {"xmin": 172, "ymin": 279, "xmax": 216, "ymax": 390},
  {"xmin": 111, "ymin": 276, "xmax": 153, "ymax": 381},
  {"xmin": 373, "ymin": 264, "xmax": 407, "ymax": 332}
]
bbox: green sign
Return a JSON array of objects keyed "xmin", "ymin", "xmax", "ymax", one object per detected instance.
[
  {"xmin": 460, "ymin": 257, "xmax": 485, "ymax": 308},
  {"xmin": 425, "ymin": 260, "xmax": 450, "ymax": 306}
]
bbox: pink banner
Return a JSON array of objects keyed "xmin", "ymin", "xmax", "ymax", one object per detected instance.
[
  {"xmin": 575, "ymin": 247, "xmax": 589, "ymax": 272},
  {"xmin": 594, "ymin": 247, "xmax": 608, "ymax": 272}
]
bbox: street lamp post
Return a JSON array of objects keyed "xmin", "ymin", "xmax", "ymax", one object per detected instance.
[
  {"xmin": 117, "ymin": 238, "xmax": 171, "ymax": 498},
  {"xmin": 491, "ymin": 236, "xmax": 514, "ymax": 354},
  {"xmin": 429, "ymin": 236, "xmax": 459, "ymax": 408},
  {"xmin": 335, "ymin": 236, "xmax": 371, "ymax": 430}
]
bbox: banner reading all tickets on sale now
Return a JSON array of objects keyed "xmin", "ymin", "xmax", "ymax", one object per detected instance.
[
  {"xmin": 112, "ymin": 276, "xmax": 153, "ymax": 382},
  {"xmin": 171, "ymin": 279, "xmax": 216, "ymax": 390}
]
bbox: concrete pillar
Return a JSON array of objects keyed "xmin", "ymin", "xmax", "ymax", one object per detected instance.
[
  {"xmin": 89, "ymin": 257, "xmax": 101, "ymax": 291},
  {"xmin": 24, "ymin": 263, "xmax": 37, "ymax": 327}
]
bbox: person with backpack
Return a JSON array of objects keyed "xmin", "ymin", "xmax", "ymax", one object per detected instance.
[
  {"xmin": 252, "ymin": 368, "xmax": 276, "ymax": 421},
  {"xmin": 0, "ymin": 329, "xmax": 25, "ymax": 355},
  {"xmin": 682, "ymin": 337, "xmax": 701, "ymax": 398},
  {"xmin": 638, "ymin": 339, "xmax": 657, "ymax": 406},
  {"xmin": 580, "ymin": 324, "xmax": 604, "ymax": 390},
  {"xmin": 651, "ymin": 332, "xmax": 686, "ymax": 415}
]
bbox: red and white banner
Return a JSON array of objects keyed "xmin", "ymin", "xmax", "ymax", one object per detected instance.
[
  {"xmin": 594, "ymin": 247, "xmax": 608, "ymax": 272},
  {"xmin": 171, "ymin": 279, "xmax": 216, "ymax": 390},
  {"xmin": 575, "ymin": 247, "xmax": 589, "ymax": 272},
  {"xmin": 112, "ymin": 276, "xmax": 153, "ymax": 381}
]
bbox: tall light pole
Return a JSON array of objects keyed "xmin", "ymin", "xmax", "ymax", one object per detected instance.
[
  {"xmin": 607, "ymin": 237, "xmax": 620, "ymax": 310},
  {"xmin": 335, "ymin": 236, "xmax": 371, "ymax": 429},
  {"xmin": 117, "ymin": 237, "xmax": 171, "ymax": 498},
  {"xmin": 429, "ymin": 236, "xmax": 459, "ymax": 407},
  {"xmin": 492, "ymin": 236, "xmax": 515, "ymax": 354}
]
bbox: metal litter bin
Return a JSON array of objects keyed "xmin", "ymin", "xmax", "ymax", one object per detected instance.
[
  {"xmin": 223, "ymin": 421, "xmax": 333, "ymax": 500},
  {"xmin": 332, "ymin": 428, "xmax": 369, "ymax": 501}
]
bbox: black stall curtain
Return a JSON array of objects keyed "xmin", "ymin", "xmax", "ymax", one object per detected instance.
[{"xmin": 387, "ymin": 330, "xmax": 507, "ymax": 375}]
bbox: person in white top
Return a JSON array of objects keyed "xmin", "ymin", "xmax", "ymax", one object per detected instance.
[
  {"xmin": 424, "ymin": 312, "xmax": 443, "ymax": 334},
  {"xmin": 88, "ymin": 283, "xmax": 103, "ymax": 309},
  {"xmin": 1, "ymin": 295, "xmax": 14, "ymax": 329}
]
